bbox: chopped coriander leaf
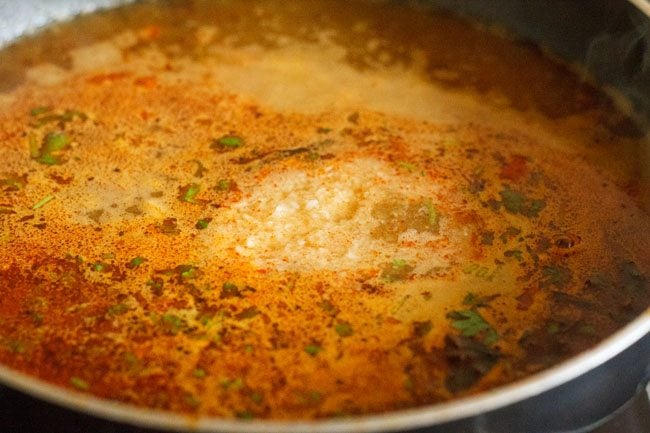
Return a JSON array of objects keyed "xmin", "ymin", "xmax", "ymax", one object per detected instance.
[
  {"xmin": 236, "ymin": 410, "xmax": 254, "ymax": 420},
  {"xmin": 157, "ymin": 217, "xmax": 180, "ymax": 235},
  {"xmin": 0, "ymin": 174, "xmax": 27, "ymax": 191},
  {"xmin": 42, "ymin": 132, "xmax": 70, "ymax": 152},
  {"xmin": 127, "ymin": 256, "xmax": 147, "ymax": 268},
  {"xmin": 398, "ymin": 161, "xmax": 418, "ymax": 172},
  {"xmin": 504, "ymin": 249, "xmax": 523, "ymax": 261},
  {"xmin": 220, "ymin": 282, "xmax": 242, "ymax": 298},
  {"xmin": 32, "ymin": 195, "xmax": 55, "ymax": 210},
  {"xmin": 211, "ymin": 135, "xmax": 244, "ymax": 151},
  {"xmin": 318, "ymin": 300, "xmax": 339, "ymax": 315},
  {"xmin": 215, "ymin": 179, "xmax": 232, "ymax": 191},
  {"xmin": 462, "ymin": 292, "xmax": 499, "ymax": 308},
  {"xmin": 541, "ymin": 265, "xmax": 572, "ymax": 289},
  {"xmin": 423, "ymin": 200, "xmax": 440, "ymax": 231},
  {"xmin": 192, "ymin": 368, "xmax": 207, "ymax": 378},
  {"xmin": 196, "ymin": 218, "xmax": 212, "ymax": 230},
  {"xmin": 179, "ymin": 183, "xmax": 201, "ymax": 203},
  {"xmin": 317, "ymin": 127, "xmax": 332, "ymax": 133},
  {"xmin": 307, "ymin": 390, "xmax": 323, "ymax": 403},
  {"xmin": 31, "ymin": 132, "xmax": 71, "ymax": 165},
  {"xmin": 413, "ymin": 320, "xmax": 432, "ymax": 337},
  {"xmin": 221, "ymin": 377, "xmax": 244, "ymax": 390},
  {"xmin": 235, "ymin": 307, "xmax": 259, "ymax": 320},
  {"xmin": 30, "ymin": 106, "xmax": 52, "ymax": 116},
  {"xmin": 107, "ymin": 303, "xmax": 129, "ymax": 315},
  {"xmin": 381, "ymin": 258, "xmax": 413, "ymax": 282},
  {"xmin": 146, "ymin": 278, "xmax": 164, "ymax": 295},
  {"xmin": 70, "ymin": 376, "xmax": 90, "ymax": 391},
  {"xmin": 334, "ymin": 322, "xmax": 353, "ymax": 337},
  {"xmin": 161, "ymin": 313, "xmax": 185, "ymax": 335},
  {"xmin": 498, "ymin": 187, "xmax": 546, "ymax": 218},
  {"xmin": 91, "ymin": 262, "xmax": 109, "ymax": 272},
  {"xmin": 184, "ymin": 394, "xmax": 201, "ymax": 408},
  {"xmin": 179, "ymin": 265, "xmax": 199, "ymax": 280},
  {"xmin": 447, "ymin": 310, "xmax": 498, "ymax": 344},
  {"xmin": 250, "ymin": 392, "xmax": 264, "ymax": 404},
  {"xmin": 304, "ymin": 344, "xmax": 322, "ymax": 356}
]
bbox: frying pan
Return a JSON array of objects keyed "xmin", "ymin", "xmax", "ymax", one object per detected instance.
[{"xmin": 0, "ymin": 1, "xmax": 648, "ymax": 432}]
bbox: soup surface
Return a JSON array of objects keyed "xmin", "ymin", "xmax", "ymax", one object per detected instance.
[{"xmin": 0, "ymin": 0, "xmax": 649, "ymax": 420}]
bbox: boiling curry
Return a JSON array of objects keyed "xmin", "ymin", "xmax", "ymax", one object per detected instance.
[{"xmin": 0, "ymin": 0, "xmax": 648, "ymax": 420}]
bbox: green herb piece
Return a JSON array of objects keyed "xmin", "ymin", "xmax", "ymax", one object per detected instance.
[
  {"xmin": 34, "ymin": 132, "xmax": 71, "ymax": 165},
  {"xmin": 91, "ymin": 262, "xmax": 109, "ymax": 272},
  {"xmin": 462, "ymin": 292, "xmax": 499, "ymax": 308},
  {"xmin": 236, "ymin": 410, "xmax": 254, "ymax": 420},
  {"xmin": 547, "ymin": 322, "xmax": 561, "ymax": 334},
  {"xmin": 127, "ymin": 256, "xmax": 147, "ymax": 269},
  {"xmin": 498, "ymin": 187, "xmax": 546, "ymax": 218},
  {"xmin": 304, "ymin": 344, "xmax": 322, "ymax": 356},
  {"xmin": 334, "ymin": 322, "xmax": 353, "ymax": 337},
  {"xmin": 541, "ymin": 265, "xmax": 572, "ymax": 289},
  {"xmin": 30, "ymin": 106, "xmax": 52, "ymax": 117},
  {"xmin": 317, "ymin": 127, "xmax": 332, "ymax": 134},
  {"xmin": 195, "ymin": 218, "xmax": 212, "ymax": 230},
  {"xmin": 397, "ymin": 161, "xmax": 418, "ymax": 172},
  {"xmin": 192, "ymin": 368, "xmax": 207, "ymax": 378},
  {"xmin": 250, "ymin": 392, "xmax": 264, "ymax": 404},
  {"xmin": 448, "ymin": 310, "xmax": 490, "ymax": 336},
  {"xmin": 184, "ymin": 394, "xmax": 201, "ymax": 408},
  {"xmin": 381, "ymin": 259, "xmax": 413, "ymax": 282},
  {"xmin": 179, "ymin": 183, "xmax": 201, "ymax": 203},
  {"xmin": 107, "ymin": 303, "xmax": 129, "ymax": 316},
  {"xmin": 220, "ymin": 282, "xmax": 242, "ymax": 299},
  {"xmin": 211, "ymin": 135, "xmax": 244, "ymax": 151},
  {"xmin": 157, "ymin": 217, "xmax": 180, "ymax": 235},
  {"xmin": 215, "ymin": 179, "xmax": 232, "ymax": 191},
  {"xmin": 220, "ymin": 377, "xmax": 244, "ymax": 390},
  {"xmin": 423, "ymin": 200, "xmax": 440, "ymax": 231},
  {"xmin": 161, "ymin": 313, "xmax": 185, "ymax": 335},
  {"xmin": 43, "ymin": 132, "xmax": 70, "ymax": 152},
  {"xmin": 504, "ymin": 249, "xmax": 523, "ymax": 261},
  {"xmin": 180, "ymin": 265, "xmax": 199, "ymax": 280},
  {"xmin": 1, "ymin": 174, "xmax": 28, "ymax": 191},
  {"xmin": 447, "ymin": 310, "xmax": 498, "ymax": 345},
  {"xmin": 318, "ymin": 300, "xmax": 339, "ymax": 316},
  {"xmin": 70, "ymin": 376, "xmax": 90, "ymax": 391},
  {"xmin": 391, "ymin": 294, "xmax": 411, "ymax": 314},
  {"xmin": 236, "ymin": 307, "xmax": 259, "ymax": 320},
  {"xmin": 32, "ymin": 194, "xmax": 55, "ymax": 210},
  {"xmin": 413, "ymin": 320, "xmax": 432, "ymax": 337},
  {"xmin": 307, "ymin": 390, "xmax": 322, "ymax": 403},
  {"xmin": 146, "ymin": 278, "xmax": 164, "ymax": 295},
  {"xmin": 480, "ymin": 231, "xmax": 495, "ymax": 245},
  {"xmin": 0, "ymin": 206, "xmax": 15, "ymax": 215}
]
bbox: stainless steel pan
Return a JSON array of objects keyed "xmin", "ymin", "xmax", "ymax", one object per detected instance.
[{"xmin": 0, "ymin": 1, "xmax": 648, "ymax": 432}]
